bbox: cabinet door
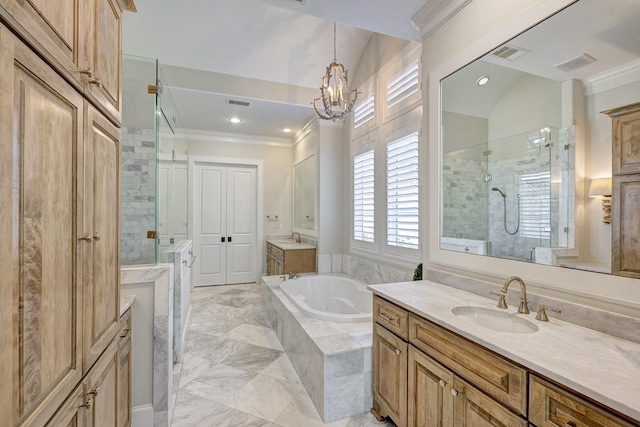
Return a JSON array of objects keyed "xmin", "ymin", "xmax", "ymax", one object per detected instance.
[
  {"xmin": 0, "ymin": 26, "xmax": 84, "ymax": 427},
  {"xmin": 612, "ymin": 175, "xmax": 640, "ymax": 278},
  {"xmin": 407, "ymin": 346, "xmax": 454, "ymax": 427},
  {"xmin": 611, "ymin": 107, "xmax": 640, "ymax": 176},
  {"xmin": 83, "ymin": 104, "xmax": 121, "ymax": 373},
  {"xmin": 373, "ymin": 323, "xmax": 408, "ymax": 427},
  {"xmin": 452, "ymin": 377, "xmax": 527, "ymax": 427},
  {"xmin": 83, "ymin": 0, "xmax": 123, "ymax": 123},
  {"xmin": 85, "ymin": 341, "xmax": 119, "ymax": 427},
  {"xmin": 45, "ymin": 385, "xmax": 88, "ymax": 427},
  {"xmin": 0, "ymin": 0, "xmax": 85, "ymax": 87}
]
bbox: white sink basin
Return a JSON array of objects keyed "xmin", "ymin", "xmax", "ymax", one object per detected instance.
[{"xmin": 451, "ymin": 306, "xmax": 539, "ymax": 334}]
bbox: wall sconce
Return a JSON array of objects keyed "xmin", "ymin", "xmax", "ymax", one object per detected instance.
[{"xmin": 588, "ymin": 177, "xmax": 612, "ymax": 224}]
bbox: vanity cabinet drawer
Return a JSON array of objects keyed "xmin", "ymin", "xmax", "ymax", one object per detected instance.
[
  {"xmin": 374, "ymin": 296, "xmax": 409, "ymax": 340},
  {"xmin": 529, "ymin": 375, "xmax": 636, "ymax": 427},
  {"xmin": 409, "ymin": 314, "xmax": 527, "ymax": 415},
  {"xmin": 267, "ymin": 243, "xmax": 284, "ymax": 261}
]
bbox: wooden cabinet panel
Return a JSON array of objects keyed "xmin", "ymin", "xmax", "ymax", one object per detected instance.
[
  {"xmin": 612, "ymin": 176, "xmax": 640, "ymax": 278},
  {"xmin": 453, "ymin": 377, "xmax": 527, "ymax": 427},
  {"xmin": 529, "ymin": 375, "xmax": 635, "ymax": 427},
  {"xmin": 608, "ymin": 105, "xmax": 640, "ymax": 176},
  {"xmin": 83, "ymin": 105, "xmax": 121, "ymax": 373},
  {"xmin": 84, "ymin": 0, "xmax": 123, "ymax": 123},
  {"xmin": 0, "ymin": 0, "xmax": 85, "ymax": 87},
  {"xmin": 85, "ymin": 341, "xmax": 119, "ymax": 427},
  {"xmin": 373, "ymin": 323, "xmax": 408, "ymax": 427},
  {"xmin": 0, "ymin": 26, "xmax": 84, "ymax": 426},
  {"xmin": 45, "ymin": 385, "xmax": 87, "ymax": 427},
  {"xmin": 408, "ymin": 345, "xmax": 454, "ymax": 427},
  {"xmin": 374, "ymin": 296, "xmax": 409, "ymax": 340},
  {"xmin": 409, "ymin": 314, "xmax": 527, "ymax": 415}
]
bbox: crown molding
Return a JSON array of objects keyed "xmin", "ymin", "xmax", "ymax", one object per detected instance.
[
  {"xmin": 292, "ymin": 117, "xmax": 343, "ymax": 147},
  {"xmin": 582, "ymin": 58, "xmax": 640, "ymax": 96},
  {"xmin": 181, "ymin": 128, "xmax": 292, "ymax": 147},
  {"xmin": 412, "ymin": 0, "xmax": 473, "ymax": 40}
]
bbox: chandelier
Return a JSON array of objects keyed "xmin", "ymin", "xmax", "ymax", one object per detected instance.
[{"xmin": 313, "ymin": 22, "xmax": 358, "ymax": 121}]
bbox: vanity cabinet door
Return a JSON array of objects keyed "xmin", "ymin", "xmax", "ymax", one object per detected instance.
[
  {"xmin": 408, "ymin": 345, "xmax": 454, "ymax": 427},
  {"xmin": 529, "ymin": 375, "xmax": 635, "ymax": 427},
  {"xmin": 373, "ymin": 323, "xmax": 408, "ymax": 427},
  {"xmin": 452, "ymin": 377, "xmax": 527, "ymax": 427},
  {"xmin": 117, "ymin": 309, "xmax": 132, "ymax": 427},
  {"xmin": 82, "ymin": 104, "xmax": 121, "ymax": 373}
]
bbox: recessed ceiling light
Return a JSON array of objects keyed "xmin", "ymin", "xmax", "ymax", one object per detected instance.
[
  {"xmin": 229, "ymin": 117, "xmax": 240, "ymax": 124},
  {"xmin": 282, "ymin": 128, "xmax": 292, "ymax": 133},
  {"xmin": 476, "ymin": 75, "xmax": 490, "ymax": 86}
]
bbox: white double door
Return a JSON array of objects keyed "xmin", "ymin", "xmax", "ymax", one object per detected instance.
[{"xmin": 193, "ymin": 162, "xmax": 257, "ymax": 286}]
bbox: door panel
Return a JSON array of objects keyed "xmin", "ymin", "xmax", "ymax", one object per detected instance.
[
  {"xmin": 194, "ymin": 165, "xmax": 225, "ymax": 285},
  {"xmin": 226, "ymin": 167, "xmax": 257, "ymax": 284}
]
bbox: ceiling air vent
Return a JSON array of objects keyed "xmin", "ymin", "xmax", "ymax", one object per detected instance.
[
  {"xmin": 491, "ymin": 44, "xmax": 529, "ymax": 61},
  {"xmin": 554, "ymin": 53, "xmax": 597, "ymax": 72},
  {"xmin": 283, "ymin": 0, "xmax": 307, "ymax": 4},
  {"xmin": 226, "ymin": 99, "xmax": 250, "ymax": 107}
]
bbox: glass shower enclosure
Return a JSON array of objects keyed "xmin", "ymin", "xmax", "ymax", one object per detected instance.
[{"xmin": 121, "ymin": 54, "xmax": 188, "ymax": 265}]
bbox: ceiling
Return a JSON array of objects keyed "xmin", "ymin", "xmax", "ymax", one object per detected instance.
[{"xmin": 122, "ymin": 0, "xmax": 427, "ymax": 139}]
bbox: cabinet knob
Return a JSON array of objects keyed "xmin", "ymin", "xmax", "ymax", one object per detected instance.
[
  {"xmin": 93, "ymin": 232, "xmax": 101, "ymax": 241},
  {"xmin": 79, "ymin": 68, "xmax": 94, "ymax": 78},
  {"xmin": 395, "ymin": 348, "xmax": 401, "ymax": 356},
  {"xmin": 89, "ymin": 387, "xmax": 100, "ymax": 397},
  {"xmin": 79, "ymin": 399, "xmax": 93, "ymax": 409},
  {"xmin": 79, "ymin": 234, "xmax": 93, "ymax": 242},
  {"xmin": 120, "ymin": 328, "xmax": 130, "ymax": 338},
  {"xmin": 451, "ymin": 389, "xmax": 461, "ymax": 397},
  {"xmin": 439, "ymin": 380, "xmax": 447, "ymax": 388},
  {"xmin": 89, "ymin": 77, "xmax": 103, "ymax": 88}
]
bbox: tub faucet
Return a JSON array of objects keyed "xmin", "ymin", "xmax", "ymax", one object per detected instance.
[
  {"xmin": 501, "ymin": 276, "xmax": 530, "ymax": 314},
  {"xmin": 291, "ymin": 232, "xmax": 301, "ymax": 243},
  {"xmin": 282, "ymin": 272, "xmax": 300, "ymax": 281}
]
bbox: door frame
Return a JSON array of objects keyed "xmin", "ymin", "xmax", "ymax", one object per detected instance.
[{"xmin": 188, "ymin": 155, "xmax": 264, "ymax": 284}]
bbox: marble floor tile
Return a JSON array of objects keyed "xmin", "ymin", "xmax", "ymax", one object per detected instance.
[
  {"xmin": 226, "ymin": 374, "xmax": 303, "ymax": 422},
  {"xmin": 172, "ymin": 283, "xmax": 381, "ymax": 427}
]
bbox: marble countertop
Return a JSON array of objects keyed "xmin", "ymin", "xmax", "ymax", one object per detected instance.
[
  {"xmin": 267, "ymin": 239, "xmax": 316, "ymax": 251},
  {"xmin": 368, "ymin": 280, "xmax": 640, "ymax": 422},
  {"xmin": 120, "ymin": 294, "xmax": 136, "ymax": 317}
]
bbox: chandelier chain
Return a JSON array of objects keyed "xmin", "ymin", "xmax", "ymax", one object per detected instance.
[{"xmin": 333, "ymin": 22, "xmax": 337, "ymax": 61}]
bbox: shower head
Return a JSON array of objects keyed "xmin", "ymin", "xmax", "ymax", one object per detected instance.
[{"xmin": 491, "ymin": 187, "xmax": 506, "ymax": 198}]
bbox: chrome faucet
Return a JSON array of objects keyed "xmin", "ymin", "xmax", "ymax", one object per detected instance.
[
  {"xmin": 291, "ymin": 232, "xmax": 301, "ymax": 243},
  {"xmin": 501, "ymin": 276, "xmax": 530, "ymax": 314}
]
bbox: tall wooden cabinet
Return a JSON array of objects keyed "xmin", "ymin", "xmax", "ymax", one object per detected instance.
[
  {"xmin": 0, "ymin": 0, "xmax": 134, "ymax": 425},
  {"xmin": 604, "ymin": 102, "xmax": 640, "ymax": 279}
]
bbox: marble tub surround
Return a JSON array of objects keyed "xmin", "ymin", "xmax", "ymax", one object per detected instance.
[
  {"xmin": 342, "ymin": 254, "xmax": 413, "ymax": 284},
  {"xmin": 368, "ymin": 280, "xmax": 640, "ymax": 422},
  {"xmin": 262, "ymin": 275, "xmax": 373, "ymax": 422},
  {"xmin": 427, "ymin": 268, "xmax": 640, "ymax": 344},
  {"xmin": 121, "ymin": 264, "xmax": 175, "ymax": 427},
  {"xmin": 172, "ymin": 282, "xmax": 391, "ymax": 427},
  {"xmin": 318, "ymin": 254, "xmax": 343, "ymax": 274}
]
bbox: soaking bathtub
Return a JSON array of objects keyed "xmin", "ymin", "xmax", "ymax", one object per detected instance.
[
  {"xmin": 261, "ymin": 274, "xmax": 373, "ymax": 422},
  {"xmin": 280, "ymin": 275, "xmax": 372, "ymax": 322}
]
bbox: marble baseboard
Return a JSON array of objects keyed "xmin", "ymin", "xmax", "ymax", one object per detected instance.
[
  {"xmin": 426, "ymin": 268, "xmax": 640, "ymax": 345},
  {"xmin": 261, "ymin": 276, "xmax": 372, "ymax": 422}
]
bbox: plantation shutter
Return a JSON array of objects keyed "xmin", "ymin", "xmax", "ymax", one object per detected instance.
[
  {"xmin": 387, "ymin": 59, "xmax": 419, "ymax": 109},
  {"xmin": 353, "ymin": 150, "xmax": 375, "ymax": 242},
  {"xmin": 519, "ymin": 171, "xmax": 551, "ymax": 239},
  {"xmin": 387, "ymin": 132, "xmax": 419, "ymax": 250},
  {"xmin": 354, "ymin": 95, "xmax": 375, "ymax": 130}
]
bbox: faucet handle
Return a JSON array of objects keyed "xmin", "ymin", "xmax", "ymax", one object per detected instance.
[
  {"xmin": 489, "ymin": 291, "xmax": 508, "ymax": 309},
  {"xmin": 535, "ymin": 305, "xmax": 561, "ymax": 322},
  {"xmin": 518, "ymin": 299, "xmax": 530, "ymax": 314}
]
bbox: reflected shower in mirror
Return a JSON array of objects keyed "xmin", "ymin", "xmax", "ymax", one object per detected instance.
[{"xmin": 440, "ymin": 0, "xmax": 640, "ymax": 274}]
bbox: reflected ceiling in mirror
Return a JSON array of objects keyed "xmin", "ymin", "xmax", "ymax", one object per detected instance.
[{"xmin": 440, "ymin": 0, "xmax": 640, "ymax": 275}]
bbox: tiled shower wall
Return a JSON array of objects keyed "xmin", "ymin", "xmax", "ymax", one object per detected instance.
[
  {"xmin": 442, "ymin": 157, "xmax": 488, "ymax": 240},
  {"xmin": 121, "ymin": 127, "xmax": 156, "ymax": 265}
]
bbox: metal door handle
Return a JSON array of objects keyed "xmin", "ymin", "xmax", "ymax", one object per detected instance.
[
  {"xmin": 228, "ymin": 236, "xmax": 232, "ymax": 242},
  {"xmin": 221, "ymin": 237, "xmax": 225, "ymax": 242}
]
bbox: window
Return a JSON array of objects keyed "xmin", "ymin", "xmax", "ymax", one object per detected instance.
[
  {"xmin": 353, "ymin": 150, "xmax": 375, "ymax": 242},
  {"xmin": 354, "ymin": 94, "xmax": 375, "ymax": 130},
  {"xmin": 519, "ymin": 171, "xmax": 551, "ymax": 239},
  {"xmin": 387, "ymin": 132, "xmax": 419, "ymax": 250}
]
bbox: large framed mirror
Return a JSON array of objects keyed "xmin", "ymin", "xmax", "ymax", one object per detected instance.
[
  {"xmin": 293, "ymin": 153, "xmax": 317, "ymax": 235},
  {"xmin": 438, "ymin": 0, "xmax": 640, "ymax": 276}
]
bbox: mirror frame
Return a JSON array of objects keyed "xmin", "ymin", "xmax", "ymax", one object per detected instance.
[
  {"xmin": 292, "ymin": 149, "xmax": 318, "ymax": 237},
  {"xmin": 426, "ymin": 0, "xmax": 640, "ymax": 311}
]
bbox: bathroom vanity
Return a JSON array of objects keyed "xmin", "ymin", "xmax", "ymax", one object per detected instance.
[
  {"xmin": 370, "ymin": 282, "xmax": 640, "ymax": 427},
  {"xmin": 266, "ymin": 240, "xmax": 317, "ymax": 275}
]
